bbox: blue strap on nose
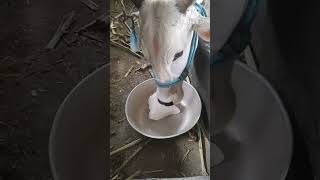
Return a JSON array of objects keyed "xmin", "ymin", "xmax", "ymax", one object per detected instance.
[{"xmin": 155, "ymin": 2, "xmax": 207, "ymax": 88}]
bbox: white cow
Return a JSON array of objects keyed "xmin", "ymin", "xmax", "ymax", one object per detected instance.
[{"xmin": 131, "ymin": 0, "xmax": 210, "ymax": 120}]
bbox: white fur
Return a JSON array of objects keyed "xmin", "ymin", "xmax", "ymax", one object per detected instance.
[
  {"xmin": 148, "ymin": 93, "xmax": 180, "ymax": 120},
  {"xmin": 138, "ymin": 0, "xmax": 210, "ymax": 120}
]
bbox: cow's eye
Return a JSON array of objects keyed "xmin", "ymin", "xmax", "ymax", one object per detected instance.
[{"xmin": 173, "ymin": 51, "xmax": 183, "ymax": 61}]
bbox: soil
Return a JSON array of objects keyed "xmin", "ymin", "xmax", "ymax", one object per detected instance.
[
  {"xmin": 110, "ymin": 46, "xmax": 206, "ymax": 179},
  {"xmin": 0, "ymin": 0, "xmax": 108, "ymax": 179},
  {"xmin": 109, "ymin": 0, "xmax": 211, "ymax": 178},
  {"xmin": 0, "ymin": 0, "xmax": 209, "ymax": 179}
]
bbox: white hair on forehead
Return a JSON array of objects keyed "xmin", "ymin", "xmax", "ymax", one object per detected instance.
[
  {"xmin": 139, "ymin": 0, "xmax": 200, "ymax": 38},
  {"xmin": 140, "ymin": 0, "xmax": 181, "ymax": 32},
  {"xmin": 139, "ymin": 0, "xmax": 195, "ymax": 54}
]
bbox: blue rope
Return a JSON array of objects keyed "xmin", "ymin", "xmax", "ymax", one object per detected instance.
[{"xmin": 155, "ymin": 2, "xmax": 207, "ymax": 88}]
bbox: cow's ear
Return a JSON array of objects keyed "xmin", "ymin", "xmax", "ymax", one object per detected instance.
[
  {"xmin": 131, "ymin": 0, "xmax": 144, "ymax": 9},
  {"xmin": 176, "ymin": 0, "xmax": 195, "ymax": 14},
  {"xmin": 193, "ymin": 16, "xmax": 210, "ymax": 42}
]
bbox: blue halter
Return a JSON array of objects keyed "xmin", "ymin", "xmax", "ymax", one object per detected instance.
[{"xmin": 154, "ymin": 2, "xmax": 208, "ymax": 88}]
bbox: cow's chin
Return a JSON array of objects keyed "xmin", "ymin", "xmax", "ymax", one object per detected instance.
[{"xmin": 148, "ymin": 92, "xmax": 180, "ymax": 120}]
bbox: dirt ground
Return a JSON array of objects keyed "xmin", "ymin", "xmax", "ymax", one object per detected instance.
[
  {"xmin": 0, "ymin": 0, "xmax": 208, "ymax": 179},
  {"xmin": 0, "ymin": 0, "xmax": 107, "ymax": 179},
  {"xmin": 109, "ymin": 0, "xmax": 209, "ymax": 178},
  {"xmin": 110, "ymin": 46, "xmax": 208, "ymax": 179}
]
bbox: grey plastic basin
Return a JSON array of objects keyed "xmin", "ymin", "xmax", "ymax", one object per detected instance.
[
  {"xmin": 49, "ymin": 60, "xmax": 292, "ymax": 180},
  {"xmin": 48, "ymin": 64, "xmax": 208, "ymax": 180},
  {"xmin": 49, "ymin": 64, "xmax": 108, "ymax": 180},
  {"xmin": 211, "ymin": 61, "xmax": 293, "ymax": 180}
]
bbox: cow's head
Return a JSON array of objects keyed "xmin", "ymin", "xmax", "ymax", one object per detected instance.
[{"xmin": 131, "ymin": 0, "xmax": 210, "ymax": 120}]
